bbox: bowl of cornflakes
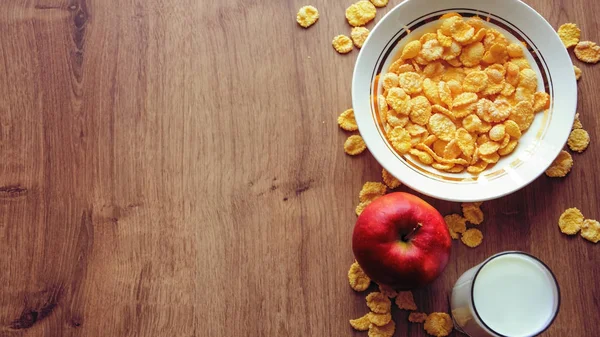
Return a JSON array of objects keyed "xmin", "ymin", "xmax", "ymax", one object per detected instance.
[{"xmin": 352, "ymin": 0, "xmax": 577, "ymax": 202}]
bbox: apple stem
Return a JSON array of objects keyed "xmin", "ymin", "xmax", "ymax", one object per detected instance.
[{"xmin": 403, "ymin": 223, "xmax": 423, "ymax": 241}]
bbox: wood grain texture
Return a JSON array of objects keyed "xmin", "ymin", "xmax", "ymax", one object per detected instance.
[{"xmin": 0, "ymin": 0, "xmax": 598, "ymax": 336}]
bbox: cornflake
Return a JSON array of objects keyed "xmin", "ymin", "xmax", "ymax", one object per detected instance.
[
  {"xmin": 382, "ymin": 168, "xmax": 401, "ymax": 189},
  {"xmin": 545, "ymin": 150, "xmax": 573, "ymax": 177},
  {"xmin": 444, "ymin": 214, "xmax": 467, "ymax": 239},
  {"xmin": 359, "ymin": 182, "xmax": 387, "ymax": 202},
  {"xmin": 395, "ymin": 291, "xmax": 418, "ymax": 310},
  {"xmin": 581, "ymin": 219, "xmax": 600, "ymax": 243},
  {"xmin": 338, "ymin": 109, "xmax": 358, "ymax": 131},
  {"xmin": 574, "ymin": 65, "xmax": 582, "ymax": 80},
  {"xmin": 346, "ymin": 0, "xmax": 377, "ymax": 27},
  {"xmin": 348, "ymin": 261, "xmax": 371, "ymax": 291},
  {"xmin": 366, "ymin": 292, "xmax": 392, "ymax": 313},
  {"xmin": 424, "ymin": 312, "xmax": 453, "ymax": 337},
  {"xmin": 389, "ymin": 127, "xmax": 412, "ymax": 154},
  {"xmin": 368, "ymin": 320, "xmax": 395, "ymax": 337},
  {"xmin": 369, "ymin": 0, "xmax": 389, "ymax": 8},
  {"xmin": 332, "ymin": 35, "xmax": 353, "ymax": 54},
  {"xmin": 567, "ymin": 129, "xmax": 590, "ymax": 152},
  {"xmin": 408, "ymin": 312, "xmax": 428, "ymax": 323},
  {"xmin": 350, "ymin": 313, "xmax": 371, "ymax": 331},
  {"xmin": 378, "ymin": 284, "xmax": 398, "ymax": 298},
  {"xmin": 296, "ymin": 6, "xmax": 319, "ymax": 28},
  {"xmin": 572, "ymin": 113, "xmax": 583, "ymax": 130},
  {"xmin": 368, "ymin": 312, "xmax": 392, "ymax": 326},
  {"xmin": 557, "ymin": 23, "xmax": 581, "ymax": 48},
  {"xmin": 402, "ymin": 41, "xmax": 422, "ymax": 60},
  {"xmin": 574, "ymin": 41, "xmax": 600, "ymax": 64},
  {"xmin": 344, "ymin": 135, "xmax": 366, "ymax": 155},
  {"xmin": 558, "ymin": 207, "xmax": 584, "ymax": 235},
  {"xmin": 461, "ymin": 228, "xmax": 483, "ymax": 248},
  {"xmin": 351, "ymin": 27, "xmax": 370, "ymax": 48},
  {"xmin": 462, "ymin": 202, "xmax": 484, "ymax": 225}
]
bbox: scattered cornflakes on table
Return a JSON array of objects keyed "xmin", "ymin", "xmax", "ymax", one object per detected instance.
[
  {"xmin": 558, "ymin": 207, "xmax": 584, "ymax": 235},
  {"xmin": 573, "ymin": 65, "xmax": 582, "ymax": 80},
  {"xmin": 574, "ymin": 41, "xmax": 600, "ymax": 63},
  {"xmin": 444, "ymin": 214, "xmax": 467, "ymax": 239},
  {"xmin": 345, "ymin": 0, "xmax": 377, "ymax": 27},
  {"xmin": 351, "ymin": 27, "xmax": 370, "ymax": 48},
  {"xmin": 348, "ymin": 261, "xmax": 371, "ymax": 291},
  {"xmin": 581, "ymin": 219, "xmax": 600, "ymax": 243},
  {"xmin": 378, "ymin": 284, "xmax": 398, "ymax": 298},
  {"xmin": 345, "ymin": 135, "xmax": 367, "ymax": 155},
  {"xmin": 366, "ymin": 292, "xmax": 392, "ymax": 313},
  {"xmin": 359, "ymin": 182, "xmax": 387, "ymax": 202},
  {"xmin": 572, "ymin": 113, "xmax": 583, "ymax": 130},
  {"xmin": 461, "ymin": 228, "xmax": 483, "ymax": 248},
  {"xmin": 382, "ymin": 168, "xmax": 401, "ymax": 189},
  {"xmin": 395, "ymin": 291, "xmax": 417, "ymax": 310},
  {"xmin": 296, "ymin": 5, "xmax": 319, "ymax": 28},
  {"xmin": 369, "ymin": 0, "xmax": 388, "ymax": 8},
  {"xmin": 368, "ymin": 312, "xmax": 392, "ymax": 326},
  {"xmin": 408, "ymin": 312, "xmax": 428, "ymax": 323},
  {"xmin": 557, "ymin": 23, "xmax": 581, "ymax": 48},
  {"xmin": 424, "ymin": 312, "xmax": 453, "ymax": 337},
  {"xmin": 333, "ymin": 35, "xmax": 354, "ymax": 54},
  {"xmin": 545, "ymin": 150, "xmax": 573, "ymax": 178},
  {"xmin": 338, "ymin": 108, "xmax": 358, "ymax": 131},
  {"xmin": 350, "ymin": 313, "xmax": 371, "ymax": 331},
  {"xmin": 567, "ymin": 128, "xmax": 590, "ymax": 152},
  {"xmin": 462, "ymin": 202, "xmax": 484, "ymax": 225}
]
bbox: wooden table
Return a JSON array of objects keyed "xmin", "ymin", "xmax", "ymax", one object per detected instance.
[{"xmin": 0, "ymin": 0, "xmax": 598, "ymax": 336}]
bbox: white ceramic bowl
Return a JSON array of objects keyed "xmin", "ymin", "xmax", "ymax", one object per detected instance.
[{"xmin": 352, "ymin": 0, "xmax": 577, "ymax": 202}]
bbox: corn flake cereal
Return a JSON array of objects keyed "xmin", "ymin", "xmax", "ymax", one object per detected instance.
[
  {"xmin": 409, "ymin": 312, "xmax": 428, "ymax": 324},
  {"xmin": 368, "ymin": 312, "xmax": 392, "ymax": 326},
  {"xmin": 507, "ymin": 42, "xmax": 524, "ymax": 58},
  {"xmin": 509, "ymin": 101, "xmax": 534, "ymax": 131},
  {"xmin": 558, "ymin": 207, "xmax": 584, "ymax": 235},
  {"xmin": 370, "ymin": 0, "xmax": 389, "ymax": 8},
  {"xmin": 409, "ymin": 148, "xmax": 434, "ymax": 165},
  {"xmin": 557, "ymin": 23, "xmax": 581, "ymax": 48},
  {"xmin": 581, "ymin": 219, "xmax": 600, "ymax": 243},
  {"xmin": 338, "ymin": 109, "xmax": 358, "ymax": 131},
  {"xmin": 382, "ymin": 72, "xmax": 399, "ymax": 90},
  {"xmin": 359, "ymin": 182, "xmax": 387, "ymax": 202},
  {"xmin": 395, "ymin": 291, "xmax": 417, "ymax": 310},
  {"xmin": 348, "ymin": 261, "xmax": 371, "ymax": 291},
  {"xmin": 366, "ymin": 292, "xmax": 392, "ymax": 313},
  {"xmin": 545, "ymin": 150, "xmax": 573, "ymax": 177},
  {"xmin": 350, "ymin": 313, "xmax": 371, "ymax": 331},
  {"xmin": 462, "ymin": 202, "xmax": 484, "ymax": 224},
  {"xmin": 296, "ymin": 5, "xmax": 319, "ymax": 28},
  {"xmin": 382, "ymin": 168, "xmax": 401, "ymax": 189},
  {"xmin": 567, "ymin": 129, "xmax": 590, "ymax": 152},
  {"xmin": 424, "ymin": 312, "xmax": 453, "ymax": 337},
  {"xmin": 368, "ymin": 320, "xmax": 395, "ymax": 337},
  {"xmin": 399, "ymin": 72, "xmax": 424, "ymax": 95},
  {"xmin": 428, "ymin": 113, "xmax": 457, "ymax": 141},
  {"xmin": 378, "ymin": 284, "xmax": 398, "ymax": 298},
  {"xmin": 410, "ymin": 96, "xmax": 432, "ymax": 125},
  {"xmin": 574, "ymin": 41, "xmax": 600, "ymax": 63},
  {"xmin": 574, "ymin": 65, "xmax": 582, "ymax": 80},
  {"xmin": 498, "ymin": 139, "xmax": 518, "ymax": 156},
  {"xmin": 389, "ymin": 127, "xmax": 412, "ymax": 154},
  {"xmin": 444, "ymin": 214, "xmax": 467, "ymax": 239},
  {"xmin": 345, "ymin": 135, "xmax": 367, "ymax": 155},
  {"xmin": 332, "ymin": 35, "xmax": 353, "ymax": 54},
  {"xmin": 489, "ymin": 124, "xmax": 505, "ymax": 141},
  {"xmin": 351, "ymin": 27, "xmax": 370, "ymax": 48},
  {"xmin": 356, "ymin": 201, "xmax": 370, "ymax": 216},
  {"xmin": 463, "ymin": 71, "xmax": 488, "ymax": 93},
  {"xmin": 460, "ymin": 42, "xmax": 484, "ymax": 67},
  {"xmin": 572, "ymin": 113, "xmax": 582, "ymax": 130},
  {"xmin": 461, "ymin": 228, "xmax": 483, "ymax": 248},
  {"xmin": 386, "ymin": 87, "xmax": 411, "ymax": 114},
  {"xmin": 402, "ymin": 41, "xmax": 422, "ymax": 60},
  {"xmin": 346, "ymin": 0, "xmax": 377, "ymax": 27},
  {"xmin": 420, "ymin": 39, "xmax": 444, "ymax": 61}
]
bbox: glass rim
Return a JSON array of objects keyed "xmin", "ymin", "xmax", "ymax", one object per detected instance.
[{"xmin": 469, "ymin": 251, "xmax": 561, "ymax": 337}]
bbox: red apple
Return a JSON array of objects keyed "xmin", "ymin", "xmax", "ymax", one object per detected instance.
[{"xmin": 352, "ymin": 192, "xmax": 451, "ymax": 290}]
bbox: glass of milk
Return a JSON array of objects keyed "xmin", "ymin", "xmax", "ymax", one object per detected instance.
[{"xmin": 450, "ymin": 251, "xmax": 560, "ymax": 337}]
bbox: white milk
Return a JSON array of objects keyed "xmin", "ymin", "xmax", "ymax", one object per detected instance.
[{"xmin": 450, "ymin": 252, "xmax": 559, "ymax": 337}]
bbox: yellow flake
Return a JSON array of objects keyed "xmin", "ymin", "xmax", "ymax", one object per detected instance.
[
  {"xmin": 381, "ymin": 72, "xmax": 399, "ymax": 90},
  {"xmin": 368, "ymin": 320, "xmax": 395, "ymax": 337},
  {"xmin": 344, "ymin": 135, "xmax": 367, "ymax": 155},
  {"xmin": 581, "ymin": 219, "xmax": 600, "ymax": 243},
  {"xmin": 428, "ymin": 113, "xmax": 457, "ymax": 141},
  {"xmin": 398, "ymin": 72, "xmax": 423, "ymax": 95},
  {"xmin": 351, "ymin": 27, "xmax": 370, "ymax": 48},
  {"xmin": 507, "ymin": 42, "xmax": 524, "ymax": 58},
  {"xmin": 445, "ymin": 214, "xmax": 467, "ymax": 239},
  {"xmin": 370, "ymin": 0, "xmax": 389, "ymax": 8},
  {"xmin": 296, "ymin": 5, "xmax": 319, "ymax": 28},
  {"xmin": 574, "ymin": 41, "xmax": 600, "ymax": 63},
  {"xmin": 366, "ymin": 292, "xmax": 392, "ymax": 313},
  {"xmin": 350, "ymin": 313, "xmax": 371, "ymax": 331},
  {"xmin": 424, "ymin": 312, "xmax": 454, "ymax": 337},
  {"xmin": 545, "ymin": 150, "xmax": 573, "ymax": 178},
  {"xmin": 401, "ymin": 40, "xmax": 422, "ymax": 60},
  {"xmin": 409, "ymin": 148, "xmax": 434, "ymax": 165},
  {"xmin": 460, "ymin": 42, "xmax": 484, "ymax": 67},
  {"xmin": 382, "ymin": 168, "xmax": 401, "ymax": 189},
  {"xmin": 567, "ymin": 129, "xmax": 590, "ymax": 152},
  {"xmin": 463, "ymin": 71, "xmax": 488, "ymax": 93},
  {"xmin": 498, "ymin": 139, "xmax": 518, "ymax": 156},
  {"xmin": 557, "ymin": 23, "xmax": 581, "ymax": 48},
  {"xmin": 420, "ymin": 39, "xmax": 444, "ymax": 61},
  {"xmin": 348, "ymin": 261, "xmax": 371, "ymax": 291},
  {"xmin": 509, "ymin": 101, "xmax": 534, "ymax": 131},
  {"xmin": 338, "ymin": 108, "xmax": 358, "ymax": 131},
  {"xmin": 462, "ymin": 202, "xmax": 484, "ymax": 224},
  {"xmin": 558, "ymin": 207, "xmax": 584, "ymax": 235},
  {"xmin": 359, "ymin": 182, "xmax": 387, "ymax": 202},
  {"xmin": 489, "ymin": 124, "xmax": 505, "ymax": 141},
  {"xmin": 395, "ymin": 291, "xmax": 417, "ymax": 310},
  {"xmin": 409, "ymin": 96, "xmax": 433, "ymax": 125},
  {"xmin": 574, "ymin": 65, "xmax": 582, "ymax": 80},
  {"xmin": 332, "ymin": 35, "xmax": 353, "ymax": 54},
  {"xmin": 461, "ymin": 228, "xmax": 483, "ymax": 248},
  {"xmin": 572, "ymin": 113, "xmax": 582, "ymax": 130},
  {"xmin": 389, "ymin": 126, "xmax": 412, "ymax": 154},
  {"xmin": 346, "ymin": 1, "xmax": 377, "ymax": 27}
]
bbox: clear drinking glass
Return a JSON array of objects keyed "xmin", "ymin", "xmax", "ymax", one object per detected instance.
[{"xmin": 450, "ymin": 251, "xmax": 560, "ymax": 337}]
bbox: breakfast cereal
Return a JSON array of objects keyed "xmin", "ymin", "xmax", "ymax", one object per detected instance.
[
  {"xmin": 395, "ymin": 291, "xmax": 417, "ymax": 310},
  {"xmin": 366, "ymin": 292, "xmax": 392, "ymax": 313},
  {"xmin": 369, "ymin": 0, "xmax": 388, "ymax": 8},
  {"xmin": 424, "ymin": 312, "xmax": 453, "ymax": 337},
  {"xmin": 368, "ymin": 320, "xmax": 395, "ymax": 337},
  {"xmin": 567, "ymin": 129, "xmax": 590, "ymax": 152},
  {"xmin": 574, "ymin": 65, "xmax": 582, "ymax": 80},
  {"xmin": 408, "ymin": 312, "xmax": 428, "ymax": 323},
  {"xmin": 461, "ymin": 228, "xmax": 483, "ymax": 248},
  {"xmin": 557, "ymin": 23, "xmax": 581, "ymax": 48},
  {"xmin": 333, "ymin": 35, "xmax": 353, "ymax": 54},
  {"xmin": 356, "ymin": 201, "xmax": 370, "ymax": 216},
  {"xmin": 462, "ymin": 202, "xmax": 484, "ymax": 225},
  {"xmin": 574, "ymin": 41, "xmax": 600, "ymax": 63},
  {"xmin": 296, "ymin": 5, "xmax": 319, "ymax": 28},
  {"xmin": 368, "ymin": 312, "xmax": 392, "ymax": 326},
  {"xmin": 350, "ymin": 313, "xmax": 371, "ymax": 331},
  {"xmin": 382, "ymin": 168, "xmax": 401, "ymax": 189},
  {"xmin": 581, "ymin": 219, "xmax": 600, "ymax": 243},
  {"xmin": 360, "ymin": 182, "xmax": 387, "ymax": 202},
  {"xmin": 545, "ymin": 150, "xmax": 573, "ymax": 177},
  {"xmin": 378, "ymin": 284, "xmax": 398, "ymax": 298},
  {"xmin": 346, "ymin": 0, "xmax": 377, "ymax": 27},
  {"xmin": 338, "ymin": 108, "xmax": 358, "ymax": 131},
  {"xmin": 572, "ymin": 113, "xmax": 582, "ymax": 130},
  {"xmin": 559, "ymin": 207, "xmax": 584, "ymax": 235},
  {"xmin": 348, "ymin": 261, "xmax": 371, "ymax": 291},
  {"xmin": 444, "ymin": 214, "xmax": 467, "ymax": 239},
  {"xmin": 352, "ymin": 27, "xmax": 371, "ymax": 48},
  {"xmin": 344, "ymin": 135, "xmax": 367, "ymax": 155}
]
